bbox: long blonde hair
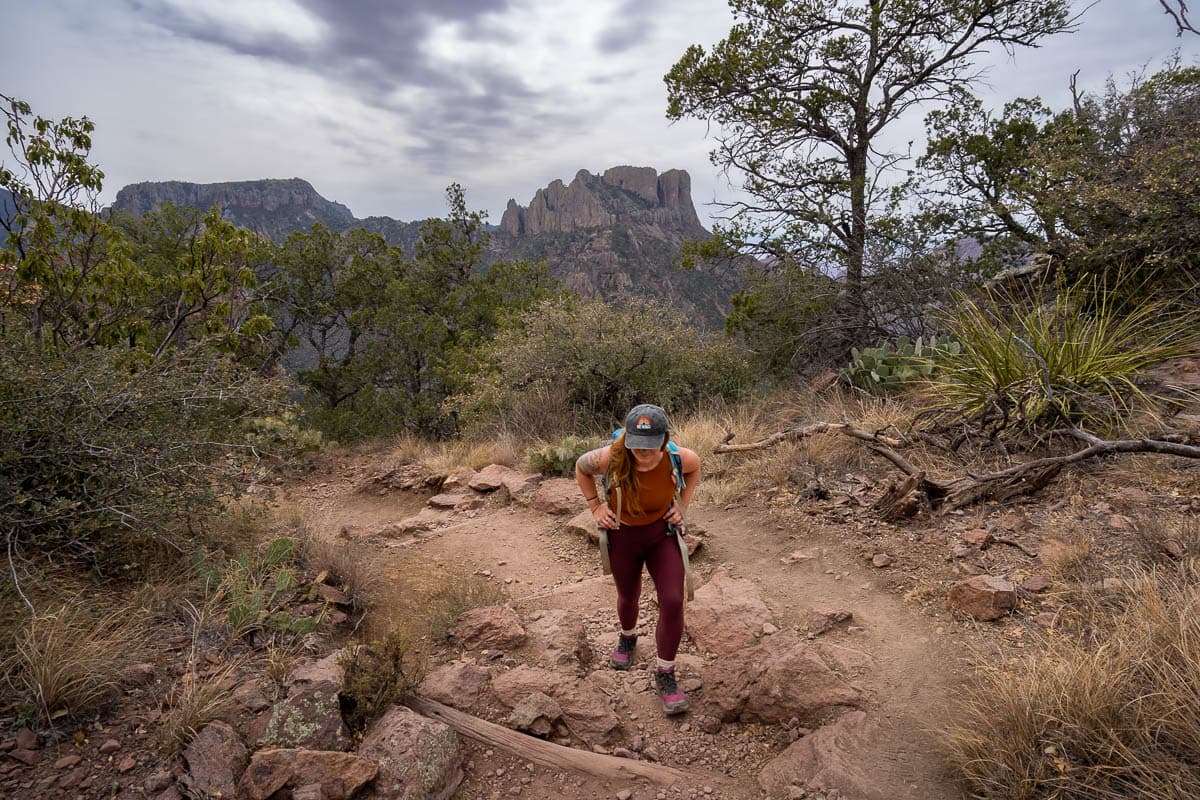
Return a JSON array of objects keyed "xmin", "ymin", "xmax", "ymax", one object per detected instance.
[{"xmin": 606, "ymin": 430, "xmax": 669, "ymax": 517}]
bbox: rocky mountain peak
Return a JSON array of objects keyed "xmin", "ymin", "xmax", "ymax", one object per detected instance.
[
  {"xmin": 499, "ymin": 166, "xmax": 704, "ymax": 237},
  {"xmin": 111, "ymin": 178, "xmax": 355, "ymax": 241}
]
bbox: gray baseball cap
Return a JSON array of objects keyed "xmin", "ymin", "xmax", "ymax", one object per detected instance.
[{"xmin": 622, "ymin": 404, "xmax": 669, "ymax": 449}]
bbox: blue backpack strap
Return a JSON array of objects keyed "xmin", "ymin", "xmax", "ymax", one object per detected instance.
[{"xmin": 666, "ymin": 441, "xmax": 685, "ymax": 491}]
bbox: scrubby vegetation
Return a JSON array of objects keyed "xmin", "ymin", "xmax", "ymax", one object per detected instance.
[{"xmin": 2, "ymin": 11, "xmax": 1200, "ymax": 797}]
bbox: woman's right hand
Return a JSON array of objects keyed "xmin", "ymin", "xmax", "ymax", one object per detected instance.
[{"xmin": 592, "ymin": 503, "xmax": 617, "ymax": 530}]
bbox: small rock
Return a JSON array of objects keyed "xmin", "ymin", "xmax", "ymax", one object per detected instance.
[
  {"xmin": 8, "ymin": 749, "xmax": 42, "ymax": 765},
  {"xmin": 871, "ymin": 553, "xmax": 892, "ymax": 568},
  {"xmin": 15, "ymin": 729, "xmax": 37, "ymax": 751},
  {"xmin": 1035, "ymin": 612, "xmax": 1060, "ymax": 628},
  {"xmin": 118, "ymin": 756, "xmax": 137, "ymax": 773},
  {"xmin": 762, "ymin": 623, "xmax": 779, "ymax": 635},
  {"xmin": 617, "ymin": 790, "xmax": 634, "ymax": 800},
  {"xmin": 145, "ymin": 772, "xmax": 173, "ymax": 792},
  {"xmin": 54, "ymin": 754, "xmax": 82, "ymax": 769},
  {"xmin": 960, "ymin": 528, "xmax": 992, "ymax": 548},
  {"xmin": 98, "ymin": 739, "xmax": 121, "ymax": 755},
  {"xmin": 122, "ymin": 663, "xmax": 157, "ymax": 687},
  {"xmin": 1022, "ymin": 575, "xmax": 1052, "ymax": 593}
]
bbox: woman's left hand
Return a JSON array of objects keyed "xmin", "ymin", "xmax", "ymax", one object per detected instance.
[{"xmin": 664, "ymin": 502, "xmax": 683, "ymax": 526}]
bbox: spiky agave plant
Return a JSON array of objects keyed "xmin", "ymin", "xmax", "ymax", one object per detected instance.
[{"xmin": 927, "ymin": 278, "xmax": 1199, "ymax": 437}]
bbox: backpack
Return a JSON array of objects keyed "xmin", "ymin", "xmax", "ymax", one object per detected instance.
[{"xmin": 595, "ymin": 429, "xmax": 694, "ymax": 600}]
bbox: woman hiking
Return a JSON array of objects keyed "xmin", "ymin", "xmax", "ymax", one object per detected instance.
[{"xmin": 574, "ymin": 403, "xmax": 701, "ymax": 716}]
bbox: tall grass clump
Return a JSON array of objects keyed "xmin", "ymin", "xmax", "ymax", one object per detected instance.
[
  {"xmin": 943, "ymin": 563, "xmax": 1200, "ymax": 799},
  {"xmin": 4, "ymin": 599, "xmax": 147, "ymax": 723},
  {"xmin": 928, "ymin": 280, "xmax": 1198, "ymax": 437}
]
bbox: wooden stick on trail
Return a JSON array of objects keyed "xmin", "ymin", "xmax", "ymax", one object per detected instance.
[{"xmin": 405, "ymin": 695, "xmax": 715, "ymax": 787}]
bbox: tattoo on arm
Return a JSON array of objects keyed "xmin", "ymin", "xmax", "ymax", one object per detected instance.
[{"xmin": 576, "ymin": 448, "xmax": 603, "ymax": 476}]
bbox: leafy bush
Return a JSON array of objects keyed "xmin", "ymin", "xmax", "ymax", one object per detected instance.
[
  {"xmin": 339, "ymin": 629, "xmax": 425, "ymax": 733},
  {"xmin": 0, "ymin": 335, "xmax": 285, "ymax": 566},
  {"xmin": 528, "ymin": 436, "xmax": 597, "ymax": 476},
  {"xmin": 928, "ymin": 281, "xmax": 1199, "ymax": 437},
  {"xmin": 839, "ymin": 335, "xmax": 959, "ymax": 395},
  {"xmin": 454, "ymin": 296, "xmax": 754, "ymax": 437}
]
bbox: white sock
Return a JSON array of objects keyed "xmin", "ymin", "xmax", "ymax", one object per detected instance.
[
  {"xmin": 656, "ymin": 657, "xmax": 675, "ymax": 671},
  {"xmin": 621, "ymin": 628, "xmax": 637, "ymax": 637}
]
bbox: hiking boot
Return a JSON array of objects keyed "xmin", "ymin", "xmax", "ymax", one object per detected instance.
[
  {"xmin": 609, "ymin": 633, "xmax": 638, "ymax": 670},
  {"xmin": 655, "ymin": 668, "xmax": 688, "ymax": 715}
]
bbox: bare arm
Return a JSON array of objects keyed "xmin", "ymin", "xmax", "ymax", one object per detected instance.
[
  {"xmin": 678, "ymin": 447, "xmax": 702, "ymax": 510},
  {"xmin": 574, "ymin": 446, "xmax": 616, "ymax": 528}
]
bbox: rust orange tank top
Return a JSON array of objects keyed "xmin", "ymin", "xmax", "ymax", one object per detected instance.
[{"xmin": 619, "ymin": 454, "xmax": 676, "ymax": 526}]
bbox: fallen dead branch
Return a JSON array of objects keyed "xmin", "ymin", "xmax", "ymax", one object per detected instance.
[
  {"xmin": 405, "ymin": 695, "xmax": 720, "ymax": 787},
  {"xmin": 716, "ymin": 423, "xmax": 1200, "ymax": 514}
]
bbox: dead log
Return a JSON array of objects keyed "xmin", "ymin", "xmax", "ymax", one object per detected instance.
[
  {"xmin": 712, "ymin": 422, "xmax": 906, "ymax": 453},
  {"xmin": 716, "ymin": 423, "xmax": 1200, "ymax": 513},
  {"xmin": 872, "ymin": 472, "xmax": 929, "ymax": 520},
  {"xmin": 404, "ymin": 695, "xmax": 716, "ymax": 788}
]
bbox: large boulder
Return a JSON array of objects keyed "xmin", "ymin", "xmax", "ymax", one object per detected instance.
[
  {"xmin": 564, "ymin": 509, "xmax": 600, "ymax": 543},
  {"xmin": 258, "ymin": 680, "xmax": 350, "ymax": 751},
  {"xmin": 182, "ymin": 721, "xmax": 248, "ymax": 800},
  {"xmin": 239, "ymin": 749, "xmax": 378, "ymax": 800},
  {"xmin": 358, "ymin": 706, "xmax": 463, "ymax": 800},
  {"xmin": 530, "ymin": 479, "xmax": 585, "ymax": 515},
  {"xmin": 468, "ymin": 464, "xmax": 524, "ymax": 493},
  {"xmin": 757, "ymin": 711, "xmax": 874, "ymax": 799},
  {"xmin": 289, "ymin": 650, "xmax": 345, "ymax": 688},
  {"xmin": 418, "ymin": 661, "xmax": 490, "ymax": 710},
  {"xmin": 491, "ymin": 665, "xmax": 623, "ymax": 746},
  {"xmin": 687, "ymin": 572, "xmax": 774, "ymax": 654},
  {"xmin": 450, "ymin": 606, "xmax": 526, "ymax": 650},
  {"xmin": 703, "ymin": 631, "xmax": 864, "ymax": 724},
  {"xmin": 522, "ymin": 609, "xmax": 593, "ymax": 669}
]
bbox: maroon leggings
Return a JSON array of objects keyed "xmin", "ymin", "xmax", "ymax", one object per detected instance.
[{"xmin": 608, "ymin": 518, "xmax": 685, "ymax": 661}]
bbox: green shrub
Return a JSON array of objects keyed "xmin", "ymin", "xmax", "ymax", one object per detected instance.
[
  {"xmin": 0, "ymin": 333, "xmax": 286, "ymax": 566},
  {"xmin": 339, "ymin": 629, "xmax": 425, "ymax": 733},
  {"xmin": 528, "ymin": 436, "xmax": 597, "ymax": 476},
  {"xmin": 453, "ymin": 296, "xmax": 754, "ymax": 438},
  {"xmin": 839, "ymin": 335, "xmax": 959, "ymax": 395},
  {"xmin": 244, "ymin": 412, "xmax": 325, "ymax": 458},
  {"xmin": 195, "ymin": 537, "xmax": 324, "ymax": 644},
  {"xmin": 929, "ymin": 281, "xmax": 1199, "ymax": 436}
]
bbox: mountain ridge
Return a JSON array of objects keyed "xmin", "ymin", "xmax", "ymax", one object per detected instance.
[{"xmin": 110, "ymin": 167, "xmax": 741, "ymax": 328}]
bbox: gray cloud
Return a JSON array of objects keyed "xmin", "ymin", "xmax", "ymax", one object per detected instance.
[
  {"xmin": 123, "ymin": 0, "xmax": 558, "ymax": 166},
  {"xmin": 596, "ymin": 0, "xmax": 664, "ymax": 54}
]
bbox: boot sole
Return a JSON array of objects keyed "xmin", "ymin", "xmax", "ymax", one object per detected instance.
[
  {"xmin": 662, "ymin": 699, "xmax": 689, "ymax": 716},
  {"xmin": 609, "ymin": 657, "xmax": 633, "ymax": 670}
]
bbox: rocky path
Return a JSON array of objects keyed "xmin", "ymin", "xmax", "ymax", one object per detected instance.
[{"xmin": 283, "ymin": 459, "xmax": 967, "ymax": 800}]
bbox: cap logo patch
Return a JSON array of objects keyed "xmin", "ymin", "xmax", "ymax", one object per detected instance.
[{"xmin": 635, "ymin": 416, "xmax": 653, "ymax": 430}]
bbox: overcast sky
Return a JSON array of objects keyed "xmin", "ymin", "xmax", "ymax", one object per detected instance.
[{"xmin": 3, "ymin": 0, "xmax": 1198, "ymax": 227}]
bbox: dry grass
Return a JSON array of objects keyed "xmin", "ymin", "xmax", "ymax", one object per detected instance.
[
  {"xmin": 159, "ymin": 602, "xmax": 245, "ymax": 753},
  {"xmin": 296, "ymin": 520, "xmax": 383, "ymax": 611},
  {"xmin": 4, "ymin": 597, "xmax": 148, "ymax": 723},
  {"xmin": 1131, "ymin": 516, "xmax": 1200, "ymax": 567},
  {"xmin": 419, "ymin": 437, "xmax": 522, "ymax": 474},
  {"xmin": 942, "ymin": 562, "xmax": 1200, "ymax": 799},
  {"xmin": 1039, "ymin": 527, "xmax": 1098, "ymax": 583},
  {"xmin": 159, "ymin": 657, "xmax": 244, "ymax": 754},
  {"xmin": 421, "ymin": 578, "xmax": 509, "ymax": 641}
]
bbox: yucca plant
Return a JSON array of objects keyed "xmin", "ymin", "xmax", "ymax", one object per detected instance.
[{"xmin": 928, "ymin": 280, "xmax": 1199, "ymax": 437}]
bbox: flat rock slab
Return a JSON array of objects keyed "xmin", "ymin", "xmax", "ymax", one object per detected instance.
[{"xmin": 687, "ymin": 571, "xmax": 774, "ymax": 654}]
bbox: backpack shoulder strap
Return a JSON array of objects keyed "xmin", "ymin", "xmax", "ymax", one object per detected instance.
[{"xmin": 666, "ymin": 441, "xmax": 685, "ymax": 491}]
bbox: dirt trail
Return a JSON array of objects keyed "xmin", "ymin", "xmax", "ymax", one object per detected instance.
[{"xmin": 283, "ymin": 458, "xmax": 967, "ymax": 800}]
